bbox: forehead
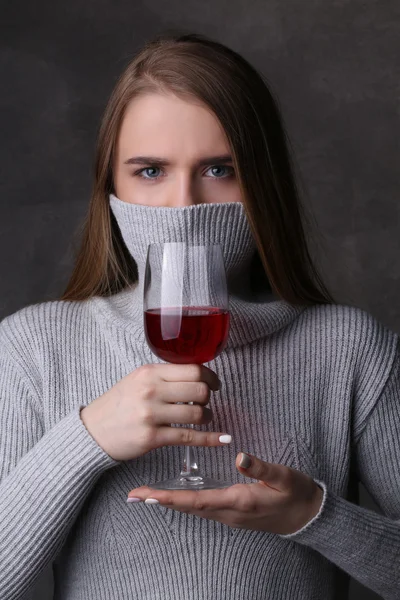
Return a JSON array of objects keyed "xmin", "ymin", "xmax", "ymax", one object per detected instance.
[{"xmin": 117, "ymin": 92, "xmax": 230, "ymax": 155}]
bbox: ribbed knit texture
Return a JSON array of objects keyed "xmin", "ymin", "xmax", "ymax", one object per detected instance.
[{"xmin": 0, "ymin": 196, "xmax": 399, "ymax": 600}]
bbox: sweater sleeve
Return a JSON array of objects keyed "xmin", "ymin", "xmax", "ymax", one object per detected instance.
[
  {"xmin": 278, "ymin": 337, "xmax": 400, "ymax": 600},
  {"xmin": 0, "ymin": 346, "xmax": 119, "ymax": 600}
]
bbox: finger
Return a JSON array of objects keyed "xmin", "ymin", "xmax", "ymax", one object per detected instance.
[
  {"xmin": 153, "ymin": 363, "xmax": 221, "ymax": 392},
  {"xmin": 161, "ymin": 381, "xmax": 211, "ymax": 405},
  {"xmin": 155, "ymin": 425, "xmax": 232, "ymax": 448},
  {"xmin": 129, "ymin": 487, "xmax": 237, "ymax": 511},
  {"xmin": 155, "ymin": 403, "xmax": 213, "ymax": 426},
  {"xmin": 236, "ymin": 452, "xmax": 291, "ymax": 493}
]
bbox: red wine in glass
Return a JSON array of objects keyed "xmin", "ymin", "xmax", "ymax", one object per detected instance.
[
  {"xmin": 143, "ymin": 242, "xmax": 231, "ymax": 490},
  {"xmin": 144, "ymin": 306, "xmax": 230, "ymax": 364}
]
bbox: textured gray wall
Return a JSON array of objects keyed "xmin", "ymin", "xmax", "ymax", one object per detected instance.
[{"xmin": 1, "ymin": 1, "xmax": 399, "ymax": 599}]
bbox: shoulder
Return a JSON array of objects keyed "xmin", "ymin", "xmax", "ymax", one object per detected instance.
[
  {"xmin": 0, "ymin": 298, "xmax": 86, "ymax": 348},
  {"xmin": 299, "ymin": 303, "xmax": 399, "ymax": 438},
  {"xmin": 298, "ymin": 303, "xmax": 398, "ymax": 356},
  {"xmin": 0, "ymin": 299, "xmax": 89, "ymax": 390},
  {"xmin": 297, "ymin": 302, "xmax": 398, "ymax": 396}
]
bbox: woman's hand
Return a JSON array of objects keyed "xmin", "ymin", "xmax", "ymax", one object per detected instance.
[
  {"xmin": 127, "ymin": 452, "xmax": 324, "ymax": 536},
  {"xmin": 80, "ymin": 363, "xmax": 230, "ymax": 462}
]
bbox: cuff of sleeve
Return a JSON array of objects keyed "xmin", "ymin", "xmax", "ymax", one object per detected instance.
[
  {"xmin": 7, "ymin": 405, "xmax": 121, "ymax": 516},
  {"xmin": 69, "ymin": 404, "xmax": 121, "ymax": 472},
  {"xmin": 21, "ymin": 405, "xmax": 120, "ymax": 492},
  {"xmin": 278, "ymin": 478, "xmax": 329, "ymax": 541}
]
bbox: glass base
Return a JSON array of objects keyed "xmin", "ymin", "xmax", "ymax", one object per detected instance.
[{"xmin": 149, "ymin": 474, "xmax": 232, "ymax": 490}]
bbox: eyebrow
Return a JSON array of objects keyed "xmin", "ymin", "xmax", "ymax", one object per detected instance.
[{"xmin": 123, "ymin": 154, "xmax": 233, "ymax": 167}]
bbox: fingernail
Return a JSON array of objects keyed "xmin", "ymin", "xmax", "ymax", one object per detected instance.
[
  {"xmin": 239, "ymin": 452, "xmax": 252, "ymax": 469},
  {"xmin": 219, "ymin": 434, "xmax": 232, "ymax": 444},
  {"xmin": 127, "ymin": 497, "xmax": 141, "ymax": 503},
  {"xmin": 144, "ymin": 498, "xmax": 159, "ymax": 504}
]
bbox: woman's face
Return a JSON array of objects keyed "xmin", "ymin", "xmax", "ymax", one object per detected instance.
[{"xmin": 113, "ymin": 93, "xmax": 243, "ymax": 207}]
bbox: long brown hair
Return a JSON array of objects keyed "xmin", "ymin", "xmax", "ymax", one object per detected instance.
[{"xmin": 60, "ymin": 32, "xmax": 334, "ymax": 305}]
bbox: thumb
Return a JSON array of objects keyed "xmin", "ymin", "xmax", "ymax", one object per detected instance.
[{"xmin": 236, "ymin": 452, "xmax": 288, "ymax": 492}]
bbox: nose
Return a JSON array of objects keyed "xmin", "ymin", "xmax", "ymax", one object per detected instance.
[{"xmin": 168, "ymin": 171, "xmax": 201, "ymax": 207}]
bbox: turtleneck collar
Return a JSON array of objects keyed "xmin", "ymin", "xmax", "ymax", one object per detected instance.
[{"xmin": 89, "ymin": 194, "xmax": 307, "ymax": 348}]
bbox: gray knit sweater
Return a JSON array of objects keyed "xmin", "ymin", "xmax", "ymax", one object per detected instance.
[{"xmin": 0, "ymin": 196, "xmax": 399, "ymax": 600}]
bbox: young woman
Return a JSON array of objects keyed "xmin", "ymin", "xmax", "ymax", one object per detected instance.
[{"xmin": 0, "ymin": 33, "xmax": 399, "ymax": 600}]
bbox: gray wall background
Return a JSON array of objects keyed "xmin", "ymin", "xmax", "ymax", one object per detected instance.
[{"xmin": 1, "ymin": 1, "xmax": 399, "ymax": 599}]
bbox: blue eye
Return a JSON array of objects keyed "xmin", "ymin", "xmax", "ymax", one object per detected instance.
[
  {"xmin": 137, "ymin": 167, "xmax": 162, "ymax": 179},
  {"xmin": 205, "ymin": 165, "xmax": 233, "ymax": 178}
]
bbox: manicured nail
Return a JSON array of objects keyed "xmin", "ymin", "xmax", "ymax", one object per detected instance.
[
  {"xmin": 145, "ymin": 498, "xmax": 159, "ymax": 504},
  {"xmin": 127, "ymin": 497, "xmax": 141, "ymax": 503},
  {"xmin": 239, "ymin": 452, "xmax": 252, "ymax": 469},
  {"xmin": 219, "ymin": 434, "xmax": 232, "ymax": 444}
]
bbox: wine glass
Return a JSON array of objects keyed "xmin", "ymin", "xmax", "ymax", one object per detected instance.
[{"xmin": 143, "ymin": 242, "xmax": 231, "ymax": 490}]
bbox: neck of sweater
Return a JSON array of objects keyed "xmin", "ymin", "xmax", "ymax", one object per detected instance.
[{"xmin": 95, "ymin": 195, "xmax": 306, "ymax": 348}]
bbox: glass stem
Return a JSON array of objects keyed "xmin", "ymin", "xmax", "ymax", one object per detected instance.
[{"xmin": 179, "ymin": 402, "xmax": 201, "ymax": 479}]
